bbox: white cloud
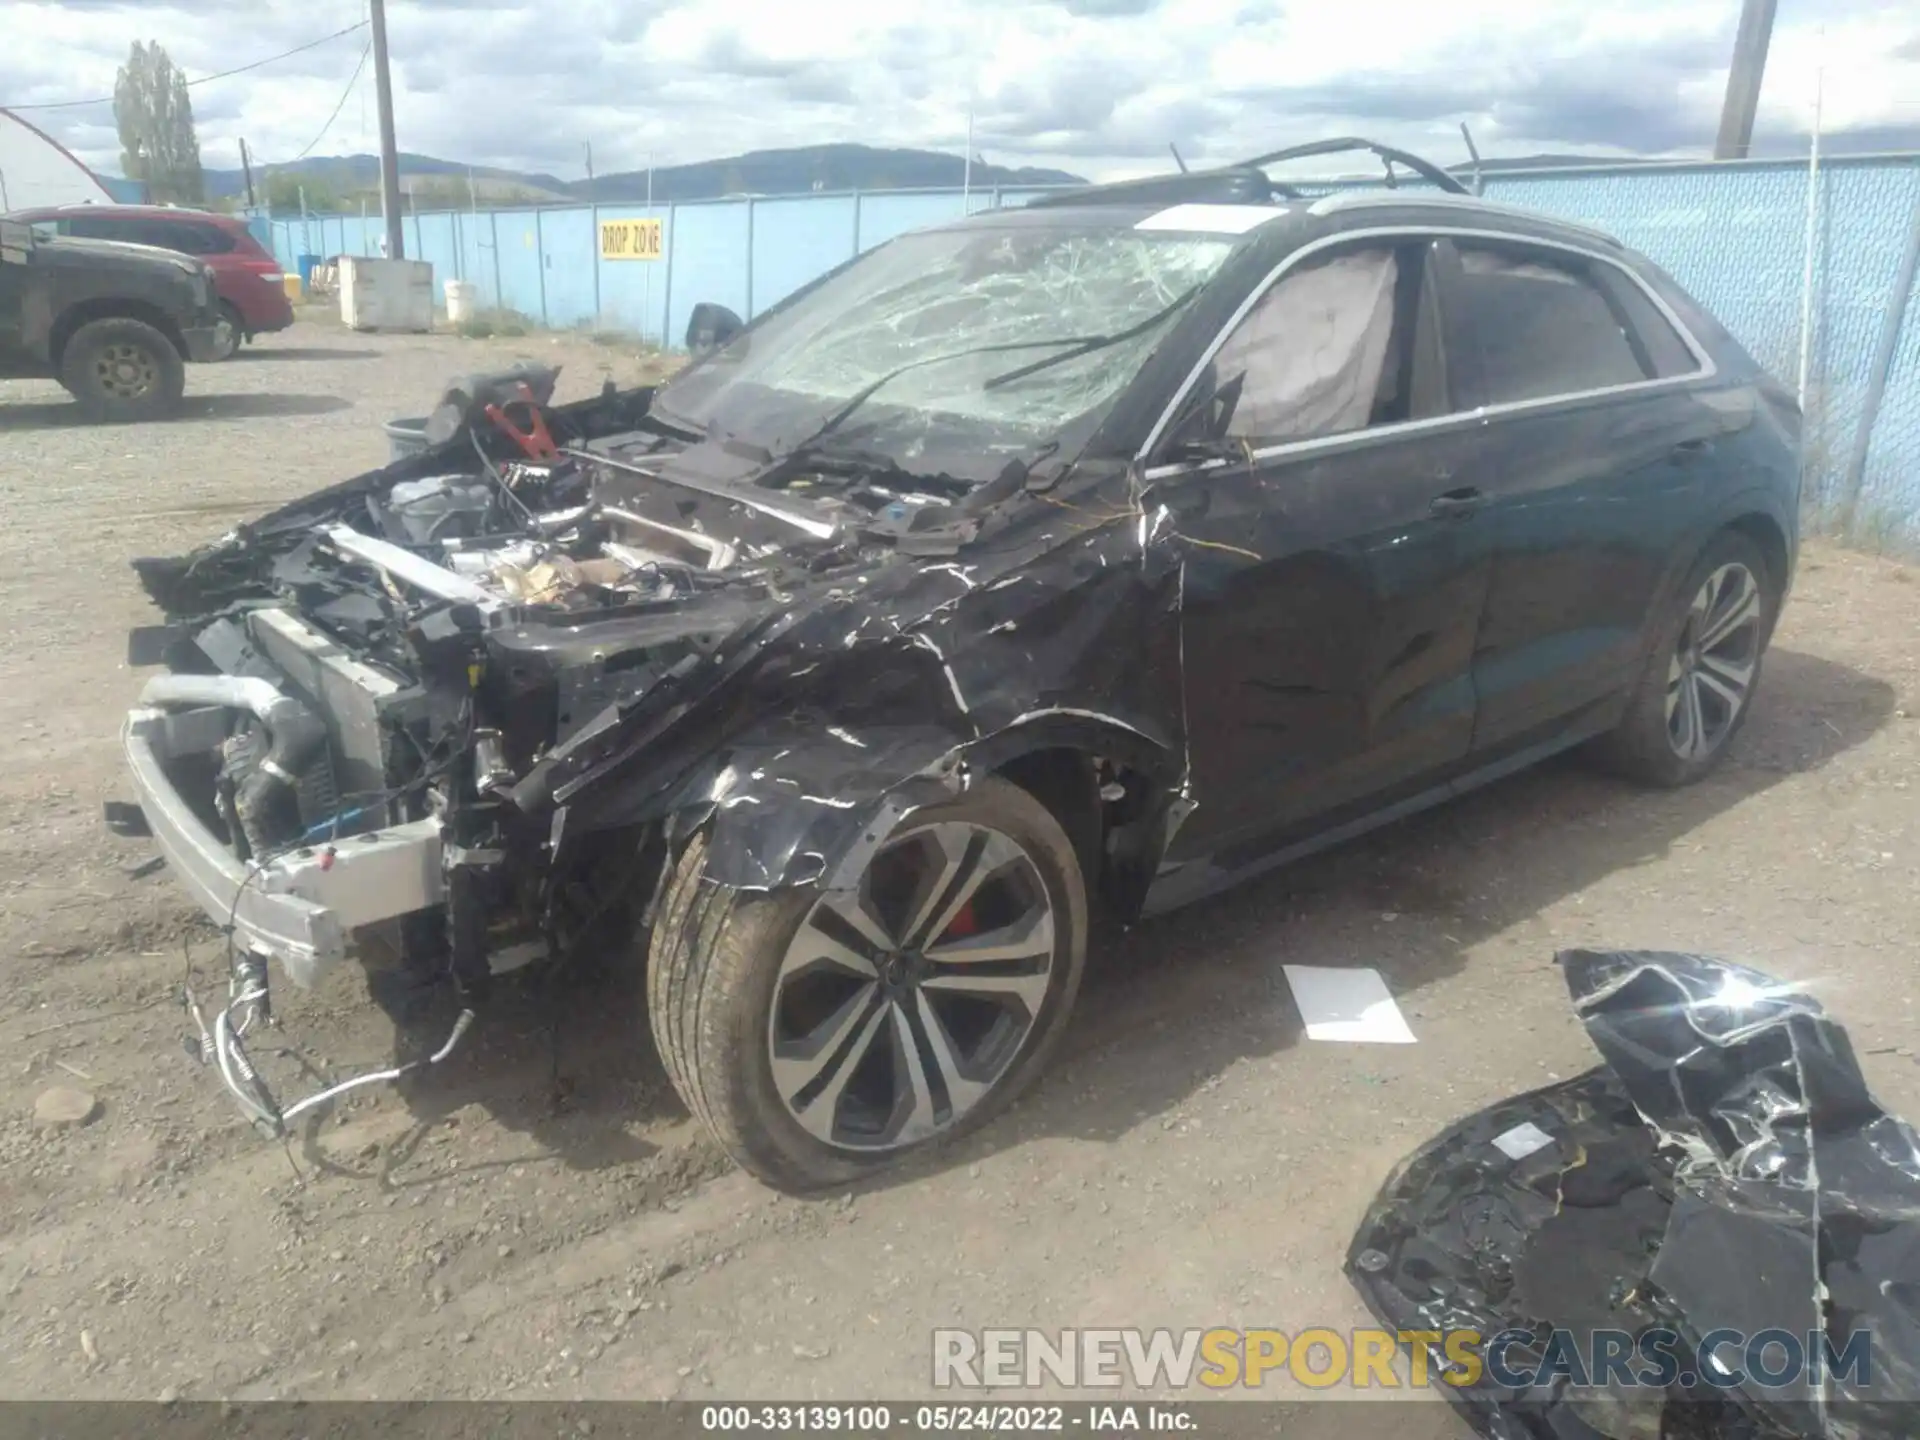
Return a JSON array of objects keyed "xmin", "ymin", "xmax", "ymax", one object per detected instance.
[{"xmin": 2, "ymin": 0, "xmax": 1915, "ymax": 186}]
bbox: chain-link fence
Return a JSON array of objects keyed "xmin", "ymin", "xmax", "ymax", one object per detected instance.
[{"xmin": 269, "ymin": 155, "xmax": 1920, "ymax": 549}]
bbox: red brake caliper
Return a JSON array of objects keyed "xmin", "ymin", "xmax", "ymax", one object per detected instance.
[{"xmin": 940, "ymin": 902, "xmax": 980, "ymax": 941}]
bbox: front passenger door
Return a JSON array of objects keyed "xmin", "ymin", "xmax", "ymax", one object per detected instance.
[{"xmin": 1163, "ymin": 237, "xmax": 1497, "ymax": 858}]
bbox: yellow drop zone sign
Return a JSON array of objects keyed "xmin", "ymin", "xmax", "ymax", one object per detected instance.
[{"xmin": 599, "ymin": 218, "xmax": 664, "ymax": 261}]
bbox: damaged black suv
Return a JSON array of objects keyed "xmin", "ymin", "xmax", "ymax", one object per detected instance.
[{"xmin": 115, "ymin": 142, "xmax": 1800, "ymax": 1190}]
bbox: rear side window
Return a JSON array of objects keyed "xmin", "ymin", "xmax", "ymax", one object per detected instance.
[
  {"xmin": 1451, "ymin": 245, "xmax": 1673, "ymax": 405},
  {"xmin": 62, "ymin": 215, "xmax": 231, "ymax": 254},
  {"xmin": 179, "ymin": 222, "xmax": 235, "ymax": 255},
  {"xmin": 127, "ymin": 219, "xmax": 224, "ymax": 253},
  {"xmin": 1592, "ymin": 267, "xmax": 1699, "ymax": 379}
]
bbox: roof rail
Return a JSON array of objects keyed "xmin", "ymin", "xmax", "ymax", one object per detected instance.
[
  {"xmin": 1024, "ymin": 136, "xmax": 1471, "ymax": 211},
  {"xmin": 1305, "ymin": 190, "xmax": 1624, "ymax": 248},
  {"xmin": 1233, "ymin": 137, "xmax": 1471, "ymax": 196}
]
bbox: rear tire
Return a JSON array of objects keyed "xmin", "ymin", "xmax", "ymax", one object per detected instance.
[
  {"xmin": 1591, "ymin": 531, "xmax": 1776, "ymax": 787},
  {"xmin": 59, "ymin": 317, "xmax": 185, "ymax": 422},
  {"xmin": 645, "ymin": 776, "xmax": 1087, "ymax": 1192}
]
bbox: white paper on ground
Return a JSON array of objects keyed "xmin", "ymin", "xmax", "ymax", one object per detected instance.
[
  {"xmin": 1280, "ymin": 965, "xmax": 1417, "ymax": 1044},
  {"xmin": 1491, "ymin": 1121, "xmax": 1556, "ymax": 1160}
]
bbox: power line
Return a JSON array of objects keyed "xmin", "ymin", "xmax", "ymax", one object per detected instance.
[
  {"xmin": 288, "ymin": 40, "xmax": 372, "ymax": 162},
  {"xmin": 3, "ymin": 21, "xmax": 369, "ymax": 111}
]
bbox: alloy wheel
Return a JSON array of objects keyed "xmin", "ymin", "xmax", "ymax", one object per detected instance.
[
  {"xmin": 768, "ymin": 822, "xmax": 1057, "ymax": 1152},
  {"xmin": 94, "ymin": 342, "xmax": 159, "ymax": 399},
  {"xmin": 1666, "ymin": 562, "xmax": 1763, "ymax": 761}
]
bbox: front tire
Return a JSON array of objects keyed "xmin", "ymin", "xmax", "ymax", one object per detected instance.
[
  {"xmin": 645, "ymin": 776, "xmax": 1088, "ymax": 1192},
  {"xmin": 1592, "ymin": 531, "xmax": 1776, "ymax": 787},
  {"xmin": 58, "ymin": 317, "xmax": 186, "ymax": 422}
]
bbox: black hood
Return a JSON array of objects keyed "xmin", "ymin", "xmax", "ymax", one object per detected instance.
[{"xmin": 35, "ymin": 233, "xmax": 206, "ymax": 280}]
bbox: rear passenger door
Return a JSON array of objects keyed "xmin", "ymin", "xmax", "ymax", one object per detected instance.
[{"xmin": 1435, "ymin": 237, "xmax": 1726, "ymax": 756}]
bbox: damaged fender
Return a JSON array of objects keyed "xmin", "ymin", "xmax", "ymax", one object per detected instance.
[{"xmin": 525, "ymin": 536, "xmax": 1190, "ymax": 896}]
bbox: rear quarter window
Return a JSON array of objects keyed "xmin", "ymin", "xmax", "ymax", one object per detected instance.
[{"xmin": 185, "ymin": 223, "xmax": 236, "ymax": 255}]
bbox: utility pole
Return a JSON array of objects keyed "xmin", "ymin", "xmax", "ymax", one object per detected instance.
[
  {"xmin": 584, "ymin": 141, "xmax": 594, "ymax": 185},
  {"xmin": 369, "ymin": 0, "xmax": 406, "ymax": 258},
  {"xmin": 962, "ymin": 104, "xmax": 974, "ymax": 211},
  {"xmin": 239, "ymin": 137, "xmax": 257, "ymax": 209},
  {"xmin": 1714, "ymin": 0, "xmax": 1778, "ymax": 160}
]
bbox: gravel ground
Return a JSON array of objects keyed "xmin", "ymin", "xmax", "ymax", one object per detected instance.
[{"xmin": 1, "ymin": 321, "xmax": 1917, "ymax": 1422}]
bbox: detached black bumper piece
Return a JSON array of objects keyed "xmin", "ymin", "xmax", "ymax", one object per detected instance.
[{"xmin": 1346, "ymin": 949, "xmax": 1920, "ymax": 1440}]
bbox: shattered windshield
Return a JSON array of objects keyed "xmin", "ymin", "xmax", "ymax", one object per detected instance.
[{"xmin": 654, "ymin": 223, "xmax": 1236, "ymax": 473}]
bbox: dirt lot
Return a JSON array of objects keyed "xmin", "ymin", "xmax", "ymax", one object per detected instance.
[{"xmin": 1, "ymin": 321, "xmax": 1916, "ymax": 1419}]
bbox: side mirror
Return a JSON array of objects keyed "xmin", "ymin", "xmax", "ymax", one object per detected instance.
[{"xmin": 685, "ymin": 302, "xmax": 745, "ymax": 359}]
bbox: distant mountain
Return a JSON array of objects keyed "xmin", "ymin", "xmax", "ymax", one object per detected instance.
[
  {"xmin": 199, "ymin": 143, "xmax": 1087, "ymax": 211},
  {"xmin": 583, "ymin": 144, "xmax": 1086, "ymax": 202},
  {"xmin": 200, "ymin": 152, "xmax": 571, "ymax": 205}
]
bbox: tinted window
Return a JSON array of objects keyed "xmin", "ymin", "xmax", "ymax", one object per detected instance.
[
  {"xmin": 64, "ymin": 215, "xmax": 129, "ymax": 242},
  {"xmin": 61, "ymin": 215, "xmax": 228, "ymax": 254},
  {"xmin": 1211, "ymin": 246, "xmax": 1404, "ymax": 445},
  {"xmin": 1452, "ymin": 245, "xmax": 1649, "ymax": 404},
  {"xmin": 126, "ymin": 219, "xmax": 201, "ymax": 252},
  {"xmin": 1594, "ymin": 267, "xmax": 1699, "ymax": 379}
]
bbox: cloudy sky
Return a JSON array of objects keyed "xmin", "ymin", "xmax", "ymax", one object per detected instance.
[{"xmin": 3, "ymin": 0, "xmax": 1917, "ymax": 183}]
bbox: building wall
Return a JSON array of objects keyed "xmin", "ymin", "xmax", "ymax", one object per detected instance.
[
  {"xmin": 0, "ymin": 109, "xmax": 113, "ymax": 210},
  {"xmin": 272, "ymin": 156, "xmax": 1920, "ymax": 535}
]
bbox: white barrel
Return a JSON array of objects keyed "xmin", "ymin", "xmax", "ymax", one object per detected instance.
[{"xmin": 444, "ymin": 279, "xmax": 478, "ymax": 324}]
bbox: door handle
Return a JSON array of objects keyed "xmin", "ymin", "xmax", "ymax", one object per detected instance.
[
  {"xmin": 1429, "ymin": 487, "xmax": 1486, "ymax": 519},
  {"xmin": 1670, "ymin": 438, "xmax": 1711, "ymax": 461}
]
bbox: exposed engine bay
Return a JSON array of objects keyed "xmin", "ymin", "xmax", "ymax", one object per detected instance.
[
  {"xmin": 112, "ymin": 357, "xmax": 1179, "ymax": 1135},
  {"xmin": 118, "ymin": 365, "xmax": 958, "ymax": 1122}
]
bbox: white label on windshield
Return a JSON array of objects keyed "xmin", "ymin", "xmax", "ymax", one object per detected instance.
[{"xmin": 1135, "ymin": 203, "xmax": 1288, "ymax": 235}]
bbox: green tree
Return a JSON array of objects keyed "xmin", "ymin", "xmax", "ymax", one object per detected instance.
[
  {"xmin": 261, "ymin": 171, "xmax": 349, "ymax": 216},
  {"xmin": 408, "ymin": 175, "xmax": 479, "ymax": 211},
  {"xmin": 113, "ymin": 41, "xmax": 205, "ymax": 204}
]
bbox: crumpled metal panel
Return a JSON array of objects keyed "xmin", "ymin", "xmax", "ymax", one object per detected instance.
[
  {"xmin": 537, "ymin": 471, "xmax": 1189, "ymax": 893},
  {"xmin": 1347, "ymin": 948, "xmax": 1920, "ymax": 1440}
]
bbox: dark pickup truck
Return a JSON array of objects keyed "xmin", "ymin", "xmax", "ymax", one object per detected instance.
[{"xmin": 0, "ymin": 217, "xmax": 225, "ymax": 421}]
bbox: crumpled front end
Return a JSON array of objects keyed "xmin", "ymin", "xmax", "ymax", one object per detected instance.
[{"xmin": 112, "ymin": 365, "xmax": 1194, "ymax": 1135}]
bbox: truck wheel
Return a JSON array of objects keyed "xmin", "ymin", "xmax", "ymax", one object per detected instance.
[
  {"xmin": 646, "ymin": 776, "xmax": 1087, "ymax": 1192},
  {"xmin": 59, "ymin": 317, "xmax": 186, "ymax": 422},
  {"xmin": 1590, "ymin": 530, "xmax": 1777, "ymax": 787},
  {"xmin": 209, "ymin": 303, "xmax": 244, "ymax": 361}
]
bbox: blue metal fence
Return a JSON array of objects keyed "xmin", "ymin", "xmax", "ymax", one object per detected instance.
[{"xmin": 271, "ymin": 157, "xmax": 1920, "ymax": 539}]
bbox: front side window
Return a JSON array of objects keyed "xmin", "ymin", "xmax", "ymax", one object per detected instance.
[
  {"xmin": 1211, "ymin": 246, "xmax": 1403, "ymax": 445},
  {"xmin": 1451, "ymin": 245, "xmax": 1653, "ymax": 405}
]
